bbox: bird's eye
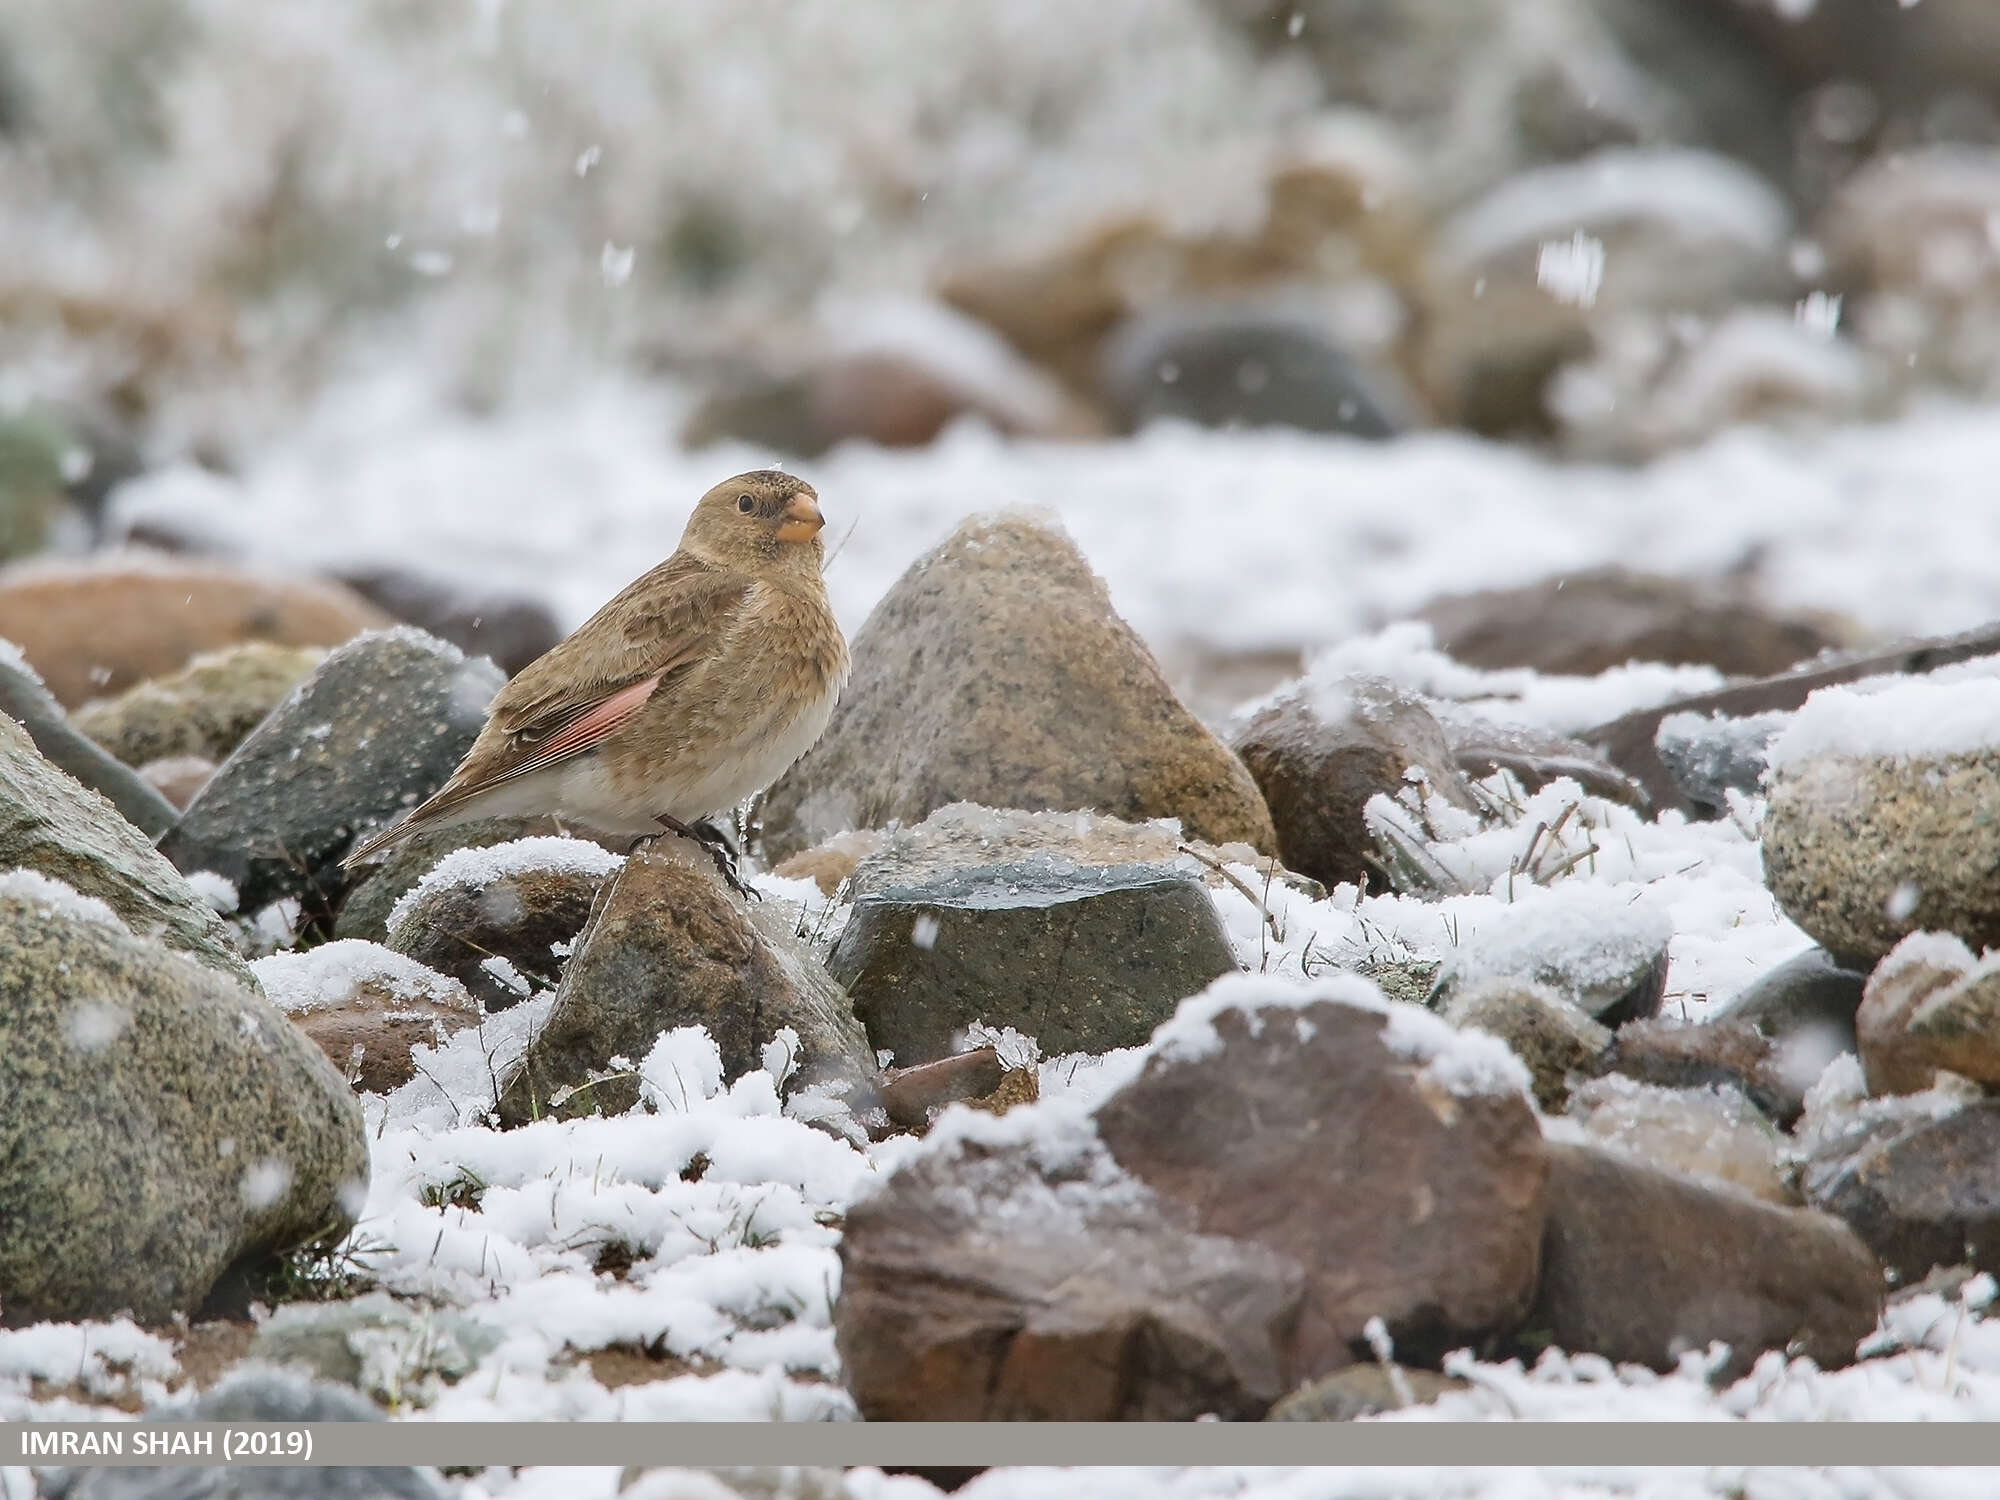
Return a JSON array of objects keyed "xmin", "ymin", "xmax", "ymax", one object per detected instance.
[{"xmin": 737, "ymin": 495, "xmax": 755, "ymax": 514}]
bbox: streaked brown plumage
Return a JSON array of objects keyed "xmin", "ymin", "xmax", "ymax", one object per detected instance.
[{"xmin": 342, "ymin": 469, "xmax": 848, "ymax": 871}]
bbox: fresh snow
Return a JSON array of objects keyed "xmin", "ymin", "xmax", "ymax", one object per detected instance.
[
  {"xmin": 1768, "ymin": 673, "xmax": 2000, "ymax": 770},
  {"xmin": 386, "ymin": 835, "xmax": 626, "ymax": 944},
  {"xmin": 0, "ymin": 869, "xmax": 126, "ymax": 931},
  {"xmin": 253, "ymin": 939, "xmax": 475, "ymax": 1016}
]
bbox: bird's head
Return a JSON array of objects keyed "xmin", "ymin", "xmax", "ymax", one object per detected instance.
[{"xmin": 682, "ymin": 469, "xmax": 827, "ymax": 572}]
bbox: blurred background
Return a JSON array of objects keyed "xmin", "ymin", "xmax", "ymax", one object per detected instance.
[{"xmin": 6, "ymin": 0, "xmax": 2000, "ymax": 721}]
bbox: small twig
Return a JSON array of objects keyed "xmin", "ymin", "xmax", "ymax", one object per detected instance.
[{"xmin": 1178, "ymin": 843, "xmax": 1283, "ymax": 946}]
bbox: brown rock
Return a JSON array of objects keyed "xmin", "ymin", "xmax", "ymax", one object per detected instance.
[
  {"xmin": 496, "ymin": 841, "xmax": 876, "ymax": 1126},
  {"xmin": 760, "ymin": 513, "xmax": 1275, "ymax": 861},
  {"xmin": 0, "ymin": 555, "xmax": 389, "ymax": 707},
  {"xmin": 70, "ymin": 642, "xmax": 324, "ymax": 767},
  {"xmin": 138, "ymin": 755, "xmax": 216, "ymax": 811},
  {"xmin": 1530, "ymin": 1141, "xmax": 1881, "ymax": 1378},
  {"xmin": 384, "ymin": 839, "xmax": 620, "ymax": 1012},
  {"xmin": 254, "ymin": 940, "xmax": 481, "ymax": 1095},
  {"xmin": 879, "ymin": 1048, "xmax": 1005, "ymax": 1131},
  {"xmin": 1581, "ymin": 620, "xmax": 2000, "ymax": 816},
  {"xmin": 835, "ymin": 1125, "xmax": 1306, "ymax": 1421},
  {"xmin": 1803, "ymin": 1101, "xmax": 2000, "ymax": 1283},
  {"xmin": 1417, "ymin": 568, "xmax": 1850, "ymax": 680},
  {"xmin": 1231, "ymin": 675, "xmax": 1475, "ymax": 890},
  {"xmin": 1095, "ymin": 992, "xmax": 1548, "ymax": 1377},
  {"xmin": 1443, "ymin": 979, "xmax": 1610, "ymax": 1113},
  {"xmin": 1856, "ymin": 933, "xmax": 2000, "ymax": 1098},
  {"xmin": 1598, "ymin": 1016, "xmax": 1810, "ymax": 1127}
]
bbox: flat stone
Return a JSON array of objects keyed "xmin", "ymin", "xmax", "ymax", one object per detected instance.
[{"xmin": 827, "ymin": 857, "xmax": 1237, "ymax": 1067}]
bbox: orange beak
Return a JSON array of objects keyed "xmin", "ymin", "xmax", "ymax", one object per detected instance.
[{"xmin": 775, "ymin": 492, "xmax": 825, "ymax": 544}]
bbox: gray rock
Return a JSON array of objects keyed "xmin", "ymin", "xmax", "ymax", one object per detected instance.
[
  {"xmin": 0, "ymin": 880, "xmax": 368, "ymax": 1324},
  {"xmin": 1803, "ymin": 1100, "xmax": 2000, "ymax": 1284},
  {"xmin": 70, "ymin": 642, "xmax": 325, "ymax": 769},
  {"xmin": 1763, "ymin": 746, "xmax": 2000, "ymax": 966},
  {"xmin": 0, "ymin": 713, "xmax": 252, "ymax": 989},
  {"xmin": 1444, "ymin": 978, "xmax": 1611, "ymax": 1113},
  {"xmin": 1266, "ymin": 1364, "xmax": 1467, "ymax": 1421},
  {"xmin": 251, "ymin": 1291, "xmax": 503, "ymax": 1400},
  {"xmin": 1098, "ymin": 298, "xmax": 1403, "ymax": 438},
  {"xmin": 1529, "ymin": 1140, "xmax": 1880, "ymax": 1379},
  {"xmin": 1653, "ymin": 708, "xmax": 1790, "ymax": 820},
  {"xmin": 1231, "ymin": 674, "xmax": 1477, "ymax": 891},
  {"xmin": 160, "ymin": 628, "xmax": 504, "ymax": 921},
  {"xmin": 829, "ymin": 857, "xmax": 1237, "ymax": 1067},
  {"xmin": 759, "ymin": 512, "xmax": 1275, "ymax": 862},
  {"xmin": 335, "ymin": 565, "xmax": 562, "ymax": 678},
  {"xmin": 43, "ymin": 1371, "xmax": 443, "ymax": 1498},
  {"xmin": 1714, "ymin": 945, "xmax": 1866, "ymax": 1056},
  {"xmin": 0, "ymin": 653, "xmax": 178, "ymax": 839},
  {"xmin": 497, "ymin": 842, "xmax": 875, "ymax": 1126},
  {"xmin": 1428, "ymin": 886, "xmax": 1673, "ymax": 1025}
]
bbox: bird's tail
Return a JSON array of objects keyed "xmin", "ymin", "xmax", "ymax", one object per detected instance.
[{"xmin": 341, "ymin": 814, "xmax": 418, "ymax": 871}]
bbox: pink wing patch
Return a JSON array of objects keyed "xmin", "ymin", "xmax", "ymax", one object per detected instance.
[{"xmin": 535, "ymin": 674, "xmax": 663, "ymax": 762}]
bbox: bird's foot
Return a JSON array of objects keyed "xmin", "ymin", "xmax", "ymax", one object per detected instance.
[{"xmin": 656, "ymin": 815, "xmax": 762, "ymax": 901}]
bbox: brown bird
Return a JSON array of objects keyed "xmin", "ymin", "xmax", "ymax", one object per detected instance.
[{"xmin": 342, "ymin": 469, "xmax": 848, "ymax": 886}]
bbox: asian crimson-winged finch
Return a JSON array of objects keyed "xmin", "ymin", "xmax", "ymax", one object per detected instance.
[{"xmin": 342, "ymin": 469, "xmax": 848, "ymax": 881}]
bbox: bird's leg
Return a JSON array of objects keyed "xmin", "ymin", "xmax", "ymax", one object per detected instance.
[{"xmin": 656, "ymin": 814, "xmax": 761, "ymax": 901}]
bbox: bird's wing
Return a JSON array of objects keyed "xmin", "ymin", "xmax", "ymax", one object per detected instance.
[{"xmin": 422, "ymin": 555, "xmax": 753, "ymax": 811}]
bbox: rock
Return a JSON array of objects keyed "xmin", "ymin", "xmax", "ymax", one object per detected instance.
[
  {"xmin": 835, "ymin": 975, "xmax": 1548, "ymax": 1419},
  {"xmin": 496, "ymin": 841, "xmax": 876, "ymax": 1126},
  {"xmin": 1596, "ymin": 1016, "xmax": 1818, "ymax": 1129},
  {"xmin": 760, "ymin": 512, "xmax": 1275, "ymax": 861},
  {"xmin": 1653, "ymin": 707, "xmax": 1792, "ymax": 819},
  {"xmin": 383, "ymin": 835, "xmax": 624, "ymax": 1011},
  {"xmin": 785, "ymin": 803, "xmax": 1317, "ymax": 908},
  {"xmin": 42, "ymin": 1371, "xmax": 444, "ymax": 1498},
  {"xmin": 1231, "ymin": 674, "xmax": 1476, "ymax": 890},
  {"xmin": 1762, "ymin": 719, "xmax": 2000, "ymax": 969},
  {"xmin": 334, "ymin": 566, "xmax": 562, "ymax": 678},
  {"xmin": 1418, "ymin": 150, "xmax": 1794, "ymax": 436},
  {"xmin": 0, "ymin": 713, "xmax": 254, "ymax": 989},
  {"xmin": 1416, "ymin": 568, "xmax": 1848, "ymax": 680},
  {"xmin": 1562, "ymin": 1075, "xmax": 1795, "ymax": 1206},
  {"xmin": 1716, "ymin": 945, "xmax": 1867, "ymax": 1050},
  {"xmin": 1265, "ymin": 1364, "xmax": 1468, "ymax": 1421},
  {"xmin": 1856, "ymin": 932, "xmax": 2000, "ymax": 1098},
  {"xmin": 1097, "ymin": 298, "xmax": 1405, "ymax": 437},
  {"xmin": 1820, "ymin": 145, "xmax": 2000, "ymax": 398},
  {"xmin": 250, "ymin": 1291, "xmax": 502, "ymax": 1400},
  {"xmin": 1443, "ymin": 979, "xmax": 1611, "ymax": 1113},
  {"xmin": 0, "ymin": 874, "xmax": 368, "ymax": 1324},
  {"xmin": 0, "ymin": 553, "xmax": 390, "ymax": 707},
  {"xmin": 70, "ymin": 642, "xmax": 325, "ymax": 767},
  {"xmin": 1581, "ymin": 619, "xmax": 2000, "ymax": 816},
  {"xmin": 879, "ymin": 1048, "xmax": 1006, "ymax": 1131},
  {"xmin": 139, "ymin": 754, "xmax": 217, "ymax": 810},
  {"xmin": 1528, "ymin": 1141, "xmax": 1880, "ymax": 1378},
  {"xmin": 1802, "ymin": 1095, "xmax": 2000, "ymax": 1284},
  {"xmin": 1094, "ymin": 982, "xmax": 1550, "ymax": 1376},
  {"xmin": 1427, "ymin": 884, "xmax": 1673, "ymax": 1027},
  {"xmin": 1442, "ymin": 716, "xmax": 1650, "ymax": 812},
  {"xmin": 0, "ymin": 651, "xmax": 179, "ymax": 839},
  {"xmin": 828, "ymin": 855, "xmax": 1236, "ymax": 1068},
  {"xmin": 333, "ymin": 815, "xmax": 574, "ymax": 945},
  {"xmin": 159, "ymin": 628, "xmax": 505, "ymax": 924},
  {"xmin": 253, "ymin": 941, "xmax": 482, "ymax": 1095}
]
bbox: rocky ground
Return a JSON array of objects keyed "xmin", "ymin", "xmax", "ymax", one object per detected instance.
[{"xmin": 8, "ymin": 495, "xmax": 2000, "ymax": 1496}]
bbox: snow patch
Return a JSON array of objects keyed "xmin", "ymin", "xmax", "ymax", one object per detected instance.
[{"xmin": 252, "ymin": 939, "xmax": 473, "ymax": 1016}]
